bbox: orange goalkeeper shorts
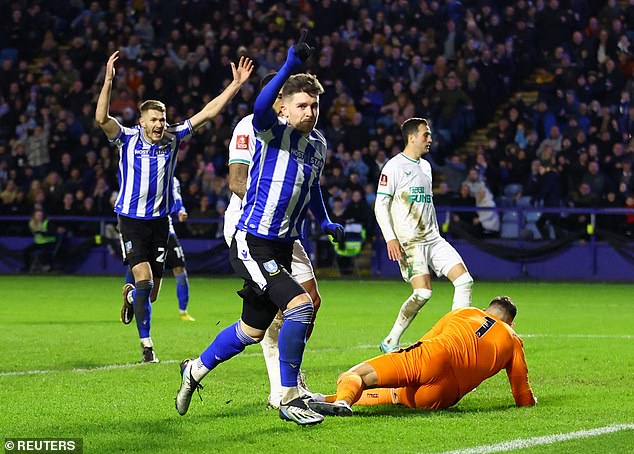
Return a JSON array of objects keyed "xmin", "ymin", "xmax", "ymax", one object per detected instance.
[{"xmin": 365, "ymin": 340, "xmax": 461, "ymax": 409}]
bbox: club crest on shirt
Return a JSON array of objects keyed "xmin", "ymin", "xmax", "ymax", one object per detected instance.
[
  {"xmin": 263, "ymin": 259, "xmax": 279, "ymax": 275},
  {"xmin": 379, "ymin": 174, "xmax": 388, "ymax": 186},
  {"xmin": 236, "ymin": 135, "xmax": 249, "ymax": 150}
]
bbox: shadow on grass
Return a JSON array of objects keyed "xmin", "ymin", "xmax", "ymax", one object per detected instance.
[{"xmin": 352, "ymin": 403, "xmax": 518, "ymax": 418}]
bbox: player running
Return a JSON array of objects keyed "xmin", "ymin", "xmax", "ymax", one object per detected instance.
[
  {"xmin": 310, "ymin": 296, "xmax": 536, "ymax": 416},
  {"xmin": 96, "ymin": 51, "xmax": 253, "ymax": 362},
  {"xmin": 374, "ymin": 117, "xmax": 474, "ymax": 353},
  {"xmin": 224, "ymin": 72, "xmax": 322, "ymax": 409}
]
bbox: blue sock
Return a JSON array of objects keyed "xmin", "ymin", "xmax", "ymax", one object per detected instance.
[
  {"xmin": 200, "ymin": 321, "xmax": 257, "ymax": 370},
  {"xmin": 133, "ymin": 280, "xmax": 153, "ymax": 339},
  {"xmin": 175, "ymin": 271, "xmax": 189, "ymax": 311},
  {"xmin": 279, "ymin": 303, "xmax": 314, "ymax": 387},
  {"xmin": 125, "ymin": 268, "xmax": 134, "ymax": 285}
]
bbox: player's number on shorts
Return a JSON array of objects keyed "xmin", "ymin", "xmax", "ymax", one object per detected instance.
[
  {"xmin": 174, "ymin": 246, "xmax": 184, "ymax": 260},
  {"xmin": 156, "ymin": 247, "xmax": 166, "ymax": 263},
  {"xmin": 475, "ymin": 316, "xmax": 496, "ymax": 338}
]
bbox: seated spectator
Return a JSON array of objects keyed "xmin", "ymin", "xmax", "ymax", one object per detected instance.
[
  {"xmin": 451, "ymin": 183, "xmax": 478, "ymax": 234},
  {"xmin": 188, "ymin": 195, "xmax": 217, "ymax": 238}
]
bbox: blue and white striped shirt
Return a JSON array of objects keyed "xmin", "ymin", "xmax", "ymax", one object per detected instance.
[
  {"xmin": 237, "ymin": 119, "xmax": 327, "ymax": 240},
  {"xmin": 111, "ymin": 121, "xmax": 193, "ymax": 219}
]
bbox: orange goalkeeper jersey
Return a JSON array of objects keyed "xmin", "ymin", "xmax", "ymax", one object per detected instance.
[{"xmin": 420, "ymin": 307, "xmax": 535, "ymax": 406}]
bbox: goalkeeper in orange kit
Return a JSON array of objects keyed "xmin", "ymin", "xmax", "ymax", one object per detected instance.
[{"xmin": 309, "ymin": 296, "xmax": 536, "ymax": 416}]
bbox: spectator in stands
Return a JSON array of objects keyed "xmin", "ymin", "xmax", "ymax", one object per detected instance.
[
  {"xmin": 474, "ymin": 188, "xmax": 501, "ymax": 237},
  {"xmin": 451, "ymin": 183, "xmax": 478, "ymax": 235},
  {"xmin": 623, "ymin": 193, "xmax": 634, "ymax": 237},
  {"xmin": 537, "ymin": 125, "xmax": 563, "ymax": 157},
  {"xmin": 582, "ymin": 161, "xmax": 607, "ymax": 197},
  {"xmin": 188, "ymin": 194, "xmax": 216, "ymax": 238},
  {"xmin": 348, "ymin": 150, "xmax": 370, "ymax": 186},
  {"xmin": 22, "ymin": 207, "xmax": 58, "ymax": 272},
  {"xmin": 536, "ymin": 164, "xmax": 564, "ymax": 239},
  {"xmin": 462, "ymin": 167, "xmax": 488, "ymax": 197},
  {"xmin": 343, "ymin": 189, "xmax": 371, "ymax": 233}
]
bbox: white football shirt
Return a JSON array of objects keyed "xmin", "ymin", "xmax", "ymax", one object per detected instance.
[{"xmin": 375, "ymin": 153, "xmax": 440, "ymax": 245}]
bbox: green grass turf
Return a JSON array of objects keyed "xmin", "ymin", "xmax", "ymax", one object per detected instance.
[{"xmin": 0, "ymin": 276, "xmax": 633, "ymax": 453}]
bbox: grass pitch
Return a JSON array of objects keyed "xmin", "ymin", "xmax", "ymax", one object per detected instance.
[{"xmin": 1, "ymin": 275, "xmax": 633, "ymax": 453}]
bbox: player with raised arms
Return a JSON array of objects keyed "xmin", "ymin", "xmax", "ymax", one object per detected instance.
[{"xmin": 96, "ymin": 51, "xmax": 253, "ymax": 362}]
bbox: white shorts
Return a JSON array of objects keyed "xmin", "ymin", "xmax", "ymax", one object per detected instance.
[
  {"xmin": 226, "ymin": 226, "xmax": 315, "ymax": 284},
  {"xmin": 398, "ymin": 238, "xmax": 465, "ymax": 282},
  {"xmin": 290, "ymin": 240, "xmax": 315, "ymax": 284}
]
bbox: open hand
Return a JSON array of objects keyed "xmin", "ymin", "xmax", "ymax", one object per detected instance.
[
  {"xmin": 105, "ymin": 51, "xmax": 119, "ymax": 82},
  {"xmin": 386, "ymin": 239, "xmax": 404, "ymax": 261},
  {"xmin": 231, "ymin": 56, "xmax": 254, "ymax": 86}
]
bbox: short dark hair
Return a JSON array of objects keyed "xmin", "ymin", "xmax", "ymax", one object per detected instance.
[
  {"xmin": 400, "ymin": 117, "xmax": 429, "ymax": 146},
  {"xmin": 281, "ymin": 73, "xmax": 324, "ymax": 99},
  {"xmin": 488, "ymin": 295, "xmax": 517, "ymax": 321},
  {"xmin": 139, "ymin": 100, "xmax": 166, "ymax": 114}
]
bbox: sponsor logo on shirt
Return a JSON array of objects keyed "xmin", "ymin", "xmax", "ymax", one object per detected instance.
[
  {"xmin": 236, "ymin": 135, "xmax": 249, "ymax": 150},
  {"xmin": 409, "ymin": 186, "xmax": 432, "ymax": 203}
]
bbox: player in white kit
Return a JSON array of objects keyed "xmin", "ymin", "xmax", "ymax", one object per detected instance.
[
  {"xmin": 374, "ymin": 117, "xmax": 474, "ymax": 353},
  {"xmin": 224, "ymin": 74, "xmax": 321, "ymax": 408}
]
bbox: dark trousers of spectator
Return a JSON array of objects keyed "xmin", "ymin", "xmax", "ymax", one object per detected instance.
[
  {"xmin": 536, "ymin": 213, "xmax": 561, "ymax": 240},
  {"xmin": 23, "ymin": 243, "xmax": 55, "ymax": 272}
]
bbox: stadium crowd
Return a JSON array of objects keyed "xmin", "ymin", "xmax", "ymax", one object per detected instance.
[{"xmin": 0, "ymin": 0, "xmax": 633, "ymax": 244}]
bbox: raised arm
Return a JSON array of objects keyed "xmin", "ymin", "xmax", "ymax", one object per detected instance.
[
  {"xmin": 95, "ymin": 51, "xmax": 122, "ymax": 140},
  {"xmin": 189, "ymin": 56, "xmax": 254, "ymax": 131},
  {"xmin": 253, "ymin": 34, "xmax": 309, "ymax": 131}
]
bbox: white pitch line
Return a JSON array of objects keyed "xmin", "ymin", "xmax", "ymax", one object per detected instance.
[
  {"xmin": 437, "ymin": 424, "xmax": 634, "ymax": 454},
  {"xmin": 0, "ymin": 345, "xmax": 379, "ymax": 377},
  {"xmin": 2, "ymin": 334, "xmax": 632, "ymax": 378}
]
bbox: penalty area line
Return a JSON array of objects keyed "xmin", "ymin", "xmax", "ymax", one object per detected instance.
[{"xmin": 437, "ymin": 424, "xmax": 634, "ymax": 454}]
